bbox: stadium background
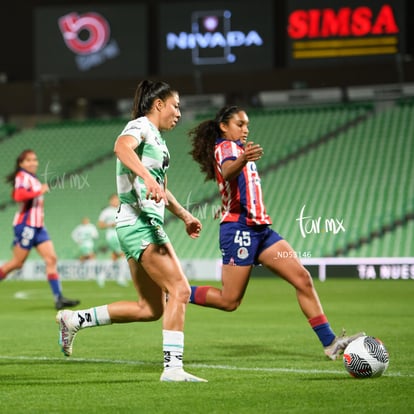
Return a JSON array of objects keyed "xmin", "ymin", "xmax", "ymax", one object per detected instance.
[{"xmin": 0, "ymin": 0, "xmax": 413, "ymax": 281}]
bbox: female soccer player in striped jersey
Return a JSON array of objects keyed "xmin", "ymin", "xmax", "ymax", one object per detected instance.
[
  {"xmin": 56, "ymin": 80, "xmax": 207, "ymax": 382},
  {"xmin": 0, "ymin": 149, "xmax": 80, "ymax": 310},
  {"xmin": 188, "ymin": 105, "xmax": 364, "ymax": 360}
]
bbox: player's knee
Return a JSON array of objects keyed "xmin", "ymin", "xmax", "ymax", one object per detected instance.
[
  {"xmin": 297, "ymin": 267, "xmax": 314, "ymax": 291},
  {"xmin": 44, "ymin": 254, "xmax": 57, "ymax": 267},
  {"xmin": 170, "ymin": 283, "xmax": 191, "ymax": 305},
  {"xmin": 222, "ymin": 298, "xmax": 242, "ymax": 312},
  {"xmin": 138, "ymin": 301, "xmax": 163, "ymax": 321},
  {"xmin": 146, "ymin": 307, "xmax": 163, "ymax": 321}
]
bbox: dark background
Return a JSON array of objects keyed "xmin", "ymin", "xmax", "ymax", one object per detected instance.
[{"xmin": 1, "ymin": 0, "xmax": 413, "ymax": 118}]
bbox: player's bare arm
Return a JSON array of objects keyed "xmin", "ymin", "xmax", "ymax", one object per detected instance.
[
  {"xmin": 114, "ymin": 134, "xmax": 167, "ymax": 203},
  {"xmin": 165, "ymin": 189, "xmax": 202, "ymax": 238},
  {"xmin": 221, "ymin": 142, "xmax": 264, "ymax": 181}
]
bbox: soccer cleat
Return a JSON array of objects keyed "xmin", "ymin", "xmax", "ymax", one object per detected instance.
[
  {"xmin": 324, "ymin": 329, "xmax": 366, "ymax": 360},
  {"xmin": 55, "ymin": 296, "xmax": 80, "ymax": 310},
  {"xmin": 56, "ymin": 310, "xmax": 80, "ymax": 357},
  {"xmin": 160, "ymin": 367, "xmax": 208, "ymax": 382}
]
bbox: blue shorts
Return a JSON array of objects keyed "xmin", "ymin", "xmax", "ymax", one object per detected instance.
[
  {"xmin": 220, "ymin": 222, "xmax": 283, "ymax": 266},
  {"xmin": 13, "ymin": 224, "xmax": 50, "ymax": 250}
]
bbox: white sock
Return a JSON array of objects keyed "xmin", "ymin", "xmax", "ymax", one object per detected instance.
[
  {"xmin": 163, "ymin": 329, "xmax": 184, "ymax": 370},
  {"xmin": 74, "ymin": 305, "xmax": 111, "ymax": 329}
]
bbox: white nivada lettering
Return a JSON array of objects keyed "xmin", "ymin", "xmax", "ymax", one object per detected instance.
[{"xmin": 166, "ymin": 30, "xmax": 263, "ymax": 50}]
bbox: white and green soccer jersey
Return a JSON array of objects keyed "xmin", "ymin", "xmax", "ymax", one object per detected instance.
[
  {"xmin": 98, "ymin": 206, "xmax": 117, "ymax": 230},
  {"xmin": 98, "ymin": 206, "xmax": 122, "ymax": 253},
  {"xmin": 115, "ymin": 116, "xmax": 170, "ymax": 228},
  {"xmin": 71, "ymin": 223, "xmax": 98, "ymax": 255}
]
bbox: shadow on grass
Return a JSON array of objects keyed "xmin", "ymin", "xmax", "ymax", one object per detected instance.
[
  {"xmin": 212, "ymin": 342, "xmax": 313, "ymax": 360},
  {"xmin": 1, "ymin": 377, "xmax": 146, "ymax": 386},
  {"xmin": 0, "ymin": 358, "xmax": 160, "ymax": 385}
]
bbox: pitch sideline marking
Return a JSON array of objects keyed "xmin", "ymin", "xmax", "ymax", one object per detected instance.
[{"xmin": 0, "ymin": 355, "xmax": 411, "ymax": 377}]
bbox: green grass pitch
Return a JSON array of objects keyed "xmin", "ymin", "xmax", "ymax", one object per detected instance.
[{"xmin": 0, "ymin": 277, "xmax": 413, "ymax": 413}]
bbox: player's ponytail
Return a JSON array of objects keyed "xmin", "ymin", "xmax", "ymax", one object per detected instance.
[
  {"xmin": 188, "ymin": 119, "xmax": 219, "ymax": 181},
  {"xmin": 188, "ymin": 105, "xmax": 245, "ymax": 181},
  {"xmin": 131, "ymin": 80, "xmax": 176, "ymax": 119}
]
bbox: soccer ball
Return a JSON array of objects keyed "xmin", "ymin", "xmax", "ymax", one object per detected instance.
[{"xmin": 343, "ymin": 336, "xmax": 389, "ymax": 378}]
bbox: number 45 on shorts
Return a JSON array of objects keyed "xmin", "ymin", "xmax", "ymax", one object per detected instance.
[{"xmin": 234, "ymin": 230, "xmax": 251, "ymax": 246}]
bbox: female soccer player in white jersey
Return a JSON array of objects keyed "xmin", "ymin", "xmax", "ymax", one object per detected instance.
[
  {"xmin": 56, "ymin": 80, "xmax": 207, "ymax": 382},
  {"xmin": 188, "ymin": 105, "xmax": 364, "ymax": 360},
  {"xmin": 0, "ymin": 149, "xmax": 80, "ymax": 310},
  {"xmin": 97, "ymin": 193, "xmax": 128, "ymax": 287},
  {"xmin": 97, "ymin": 194, "xmax": 124, "ymax": 263}
]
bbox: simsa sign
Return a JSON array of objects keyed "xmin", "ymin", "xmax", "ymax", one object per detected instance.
[
  {"xmin": 159, "ymin": 1, "xmax": 274, "ymax": 75},
  {"xmin": 286, "ymin": 0, "xmax": 405, "ymax": 66}
]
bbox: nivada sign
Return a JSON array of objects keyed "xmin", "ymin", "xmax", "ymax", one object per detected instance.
[
  {"xmin": 286, "ymin": 1, "xmax": 404, "ymax": 65},
  {"xmin": 166, "ymin": 10, "xmax": 263, "ymax": 65},
  {"xmin": 159, "ymin": 1, "xmax": 273, "ymax": 75}
]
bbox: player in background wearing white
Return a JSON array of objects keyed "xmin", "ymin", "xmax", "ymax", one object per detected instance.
[
  {"xmin": 56, "ymin": 80, "xmax": 207, "ymax": 382},
  {"xmin": 0, "ymin": 149, "xmax": 80, "ymax": 310},
  {"xmin": 97, "ymin": 194, "xmax": 128, "ymax": 287},
  {"xmin": 188, "ymin": 105, "xmax": 365, "ymax": 360},
  {"xmin": 71, "ymin": 217, "xmax": 99, "ymax": 262}
]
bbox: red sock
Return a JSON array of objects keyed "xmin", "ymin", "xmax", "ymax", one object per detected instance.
[
  {"xmin": 47, "ymin": 272, "xmax": 59, "ymax": 281},
  {"xmin": 0, "ymin": 268, "xmax": 6, "ymax": 280},
  {"xmin": 47, "ymin": 273, "xmax": 62, "ymax": 297},
  {"xmin": 308, "ymin": 314, "xmax": 328, "ymax": 327},
  {"xmin": 190, "ymin": 286, "xmax": 211, "ymax": 305},
  {"xmin": 308, "ymin": 314, "xmax": 336, "ymax": 347}
]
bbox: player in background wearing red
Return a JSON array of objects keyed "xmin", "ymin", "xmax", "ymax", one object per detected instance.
[
  {"xmin": 188, "ymin": 105, "xmax": 364, "ymax": 360},
  {"xmin": 0, "ymin": 149, "xmax": 80, "ymax": 310}
]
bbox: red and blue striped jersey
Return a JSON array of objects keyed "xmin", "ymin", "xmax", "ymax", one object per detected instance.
[
  {"xmin": 214, "ymin": 139, "xmax": 271, "ymax": 226},
  {"xmin": 12, "ymin": 169, "xmax": 44, "ymax": 227}
]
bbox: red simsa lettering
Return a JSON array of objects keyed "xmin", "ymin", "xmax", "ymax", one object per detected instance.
[
  {"xmin": 320, "ymin": 8, "xmax": 352, "ymax": 37},
  {"xmin": 287, "ymin": 10, "xmax": 308, "ymax": 39},
  {"xmin": 307, "ymin": 9, "xmax": 321, "ymax": 38},
  {"xmin": 351, "ymin": 7, "xmax": 372, "ymax": 36},
  {"xmin": 287, "ymin": 3, "xmax": 399, "ymax": 39},
  {"xmin": 372, "ymin": 4, "xmax": 399, "ymax": 34}
]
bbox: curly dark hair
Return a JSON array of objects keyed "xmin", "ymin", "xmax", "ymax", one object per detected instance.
[{"xmin": 188, "ymin": 105, "xmax": 243, "ymax": 181}]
